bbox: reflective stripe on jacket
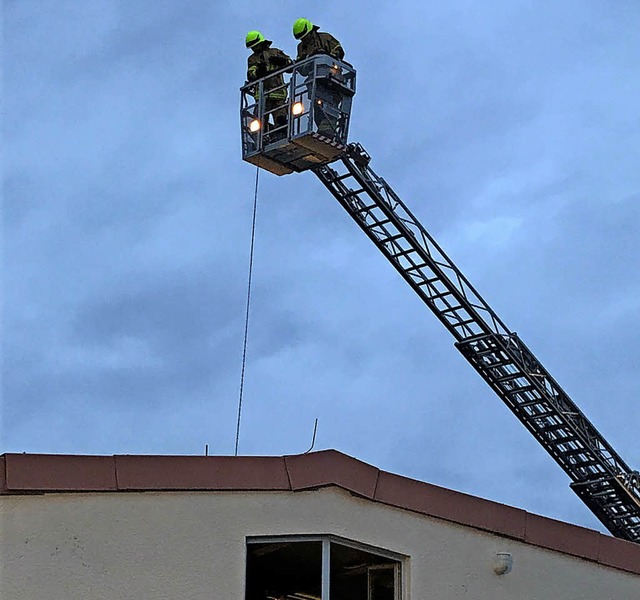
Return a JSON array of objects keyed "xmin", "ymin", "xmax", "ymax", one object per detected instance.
[{"xmin": 247, "ymin": 43, "xmax": 293, "ymax": 98}]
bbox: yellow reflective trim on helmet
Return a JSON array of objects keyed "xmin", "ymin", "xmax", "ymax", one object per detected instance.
[
  {"xmin": 246, "ymin": 30, "xmax": 265, "ymax": 48},
  {"xmin": 293, "ymin": 18, "xmax": 313, "ymax": 40}
]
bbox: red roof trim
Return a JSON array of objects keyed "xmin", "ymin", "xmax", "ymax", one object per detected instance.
[{"xmin": 2, "ymin": 450, "xmax": 638, "ymax": 575}]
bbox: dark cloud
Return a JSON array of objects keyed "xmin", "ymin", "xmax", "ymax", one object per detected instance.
[{"xmin": 3, "ymin": 0, "xmax": 639, "ymax": 532}]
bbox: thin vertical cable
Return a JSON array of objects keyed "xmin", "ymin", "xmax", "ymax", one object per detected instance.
[{"xmin": 235, "ymin": 166, "xmax": 260, "ymax": 456}]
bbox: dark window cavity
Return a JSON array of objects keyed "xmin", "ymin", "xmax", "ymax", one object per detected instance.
[
  {"xmin": 246, "ymin": 540, "xmax": 322, "ymax": 600},
  {"xmin": 246, "ymin": 536, "xmax": 402, "ymax": 600}
]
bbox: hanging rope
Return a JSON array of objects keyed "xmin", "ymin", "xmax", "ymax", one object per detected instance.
[{"xmin": 235, "ymin": 165, "xmax": 260, "ymax": 456}]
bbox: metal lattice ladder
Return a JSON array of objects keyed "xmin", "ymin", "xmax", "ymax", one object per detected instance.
[{"xmin": 313, "ymin": 143, "xmax": 640, "ymax": 543}]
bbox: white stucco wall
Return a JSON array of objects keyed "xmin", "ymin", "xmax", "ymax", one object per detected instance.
[{"xmin": 1, "ymin": 488, "xmax": 638, "ymax": 599}]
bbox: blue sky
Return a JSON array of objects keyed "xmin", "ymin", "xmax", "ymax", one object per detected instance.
[{"xmin": 3, "ymin": 1, "xmax": 639, "ymax": 533}]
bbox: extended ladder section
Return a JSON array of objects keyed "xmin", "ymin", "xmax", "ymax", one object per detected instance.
[{"xmin": 313, "ymin": 143, "xmax": 640, "ymax": 543}]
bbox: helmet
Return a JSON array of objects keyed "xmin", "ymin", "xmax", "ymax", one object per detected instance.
[
  {"xmin": 293, "ymin": 18, "xmax": 314, "ymax": 40},
  {"xmin": 245, "ymin": 30, "xmax": 266, "ymax": 49}
]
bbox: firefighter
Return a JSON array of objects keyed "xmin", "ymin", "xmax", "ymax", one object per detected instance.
[
  {"xmin": 245, "ymin": 31, "xmax": 292, "ymax": 135},
  {"xmin": 292, "ymin": 19, "xmax": 345, "ymax": 138},
  {"xmin": 292, "ymin": 18, "xmax": 345, "ymax": 61}
]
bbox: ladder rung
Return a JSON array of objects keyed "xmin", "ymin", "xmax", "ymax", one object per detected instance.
[
  {"xmin": 544, "ymin": 432, "xmax": 576, "ymax": 445},
  {"xmin": 513, "ymin": 385, "xmax": 536, "ymax": 393},
  {"xmin": 533, "ymin": 419, "xmax": 566, "ymax": 431},
  {"xmin": 540, "ymin": 422, "xmax": 571, "ymax": 434},
  {"xmin": 517, "ymin": 405, "xmax": 556, "ymax": 418},
  {"xmin": 405, "ymin": 263, "xmax": 428, "ymax": 273},
  {"xmin": 563, "ymin": 447, "xmax": 591, "ymax": 458},
  {"xmin": 355, "ymin": 203, "xmax": 378, "ymax": 214},
  {"xmin": 566, "ymin": 459, "xmax": 600, "ymax": 470},
  {"xmin": 575, "ymin": 461, "xmax": 604, "ymax": 471},
  {"xmin": 483, "ymin": 359, "xmax": 514, "ymax": 369},
  {"xmin": 516, "ymin": 396, "xmax": 545, "ymax": 408},
  {"xmin": 393, "ymin": 248, "xmax": 416, "ymax": 259},
  {"xmin": 475, "ymin": 346, "xmax": 504, "ymax": 358},
  {"xmin": 385, "ymin": 233, "xmax": 405, "ymax": 242},
  {"xmin": 591, "ymin": 489, "xmax": 616, "ymax": 499},
  {"xmin": 335, "ymin": 172, "xmax": 354, "ymax": 182},
  {"xmin": 453, "ymin": 318, "xmax": 477, "ymax": 327},
  {"xmin": 478, "ymin": 350, "xmax": 509, "ymax": 361},
  {"xmin": 429, "ymin": 290, "xmax": 453, "ymax": 300},
  {"xmin": 459, "ymin": 333, "xmax": 494, "ymax": 345},
  {"xmin": 470, "ymin": 339, "xmax": 498, "ymax": 350},
  {"xmin": 610, "ymin": 513, "xmax": 640, "ymax": 522},
  {"xmin": 496, "ymin": 372, "xmax": 525, "ymax": 384},
  {"xmin": 419, "ymin": 276, "xmax": 443, "ymax": 286}
]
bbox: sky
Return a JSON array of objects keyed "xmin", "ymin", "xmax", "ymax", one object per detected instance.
[{"xmin": 2, "ymin": 1, "xmax": 639, "ymax": 533}]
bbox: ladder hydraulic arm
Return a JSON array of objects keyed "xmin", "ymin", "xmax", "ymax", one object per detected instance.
[{"xmin": 313, "ymin": 142, "xmax": 640, "ymax": 543}]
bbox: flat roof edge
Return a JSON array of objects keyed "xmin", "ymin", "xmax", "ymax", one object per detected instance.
[{"xmin": 2, "ymin": 450, "xmax": 638, "ymax": 575}]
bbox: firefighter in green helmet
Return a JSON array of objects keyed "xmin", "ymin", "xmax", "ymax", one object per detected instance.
[
  {"xmin": 245, "ymin": 31, "xmax": 293, "ymax": 135},
  {"xmin": 291, "ymin": 19, "xmax": 345, "ymax": 138},
  {"xmin": 292, "ymin": 18, "xmax": 345, "ymax": 61}
]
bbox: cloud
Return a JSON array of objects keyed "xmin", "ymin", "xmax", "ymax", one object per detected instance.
[{"xmin": 2, "ymin": 0, "xmax": 639, "ymax": 532}]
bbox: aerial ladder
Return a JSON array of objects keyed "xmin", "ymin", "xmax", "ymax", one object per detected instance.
[{"xmin": 240, "ymin": 55, "xmax": 640, "ymax": 543}]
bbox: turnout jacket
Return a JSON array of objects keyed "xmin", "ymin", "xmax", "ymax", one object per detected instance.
[
  {"xmin": 247, "ymin": 42, "xmax": 292, "ymax": 97},
  {"xmin": 296, "ymin": 29, "xmax": 345, "ymax": 61}
]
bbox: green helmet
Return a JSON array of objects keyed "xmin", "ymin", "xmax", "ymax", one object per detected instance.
[
  {"xmin": 245, "ymin": 30, "xmax": 266, "ymax": 49},
  {"xmin": 293, "ymin": 18, "xmax": 314, "ymax": 40}
]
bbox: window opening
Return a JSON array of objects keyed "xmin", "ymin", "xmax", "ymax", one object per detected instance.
[
  {"xmin": 246, "ymin": 540, "xmax": 322, "ymax": 600},
  {"xmin": 246, "ymin": 536, "xmax": 402, "ymax": 600},
  {"xmin": 330, "ymin": 542, "xmax": 398, "ymax": 600}
]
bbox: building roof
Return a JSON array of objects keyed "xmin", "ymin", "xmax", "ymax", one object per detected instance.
[{"xmin": 1, "ymin": 449, "xmax": 638, "ymax": 575}]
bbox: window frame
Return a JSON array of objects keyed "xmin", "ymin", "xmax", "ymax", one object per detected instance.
[{"xmin": 246, "ymin": 534, "xmax": 405, "ymax": 600}]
